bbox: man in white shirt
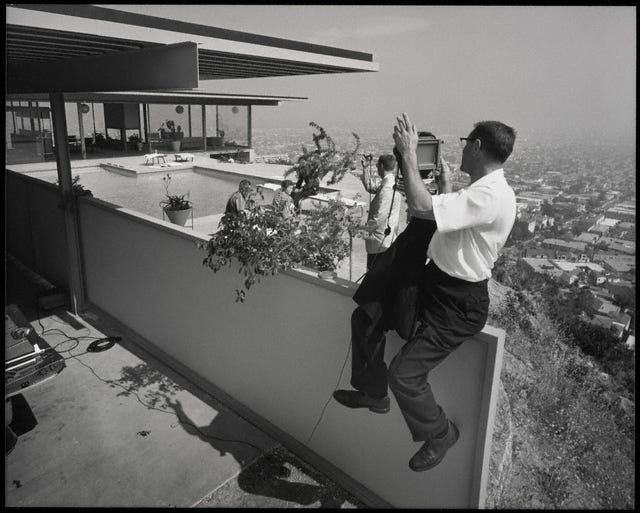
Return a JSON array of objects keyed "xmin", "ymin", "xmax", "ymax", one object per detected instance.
[
  {"xmin": 334, "ymin": 115, "xmax": 517, "ymax": 472},
  {"xmin": 360, "ymin": 154, "xmax": 402, "ymax": 270}
]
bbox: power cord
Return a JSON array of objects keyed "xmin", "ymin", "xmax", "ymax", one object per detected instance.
[
  {"xmin": 19, "ymin": 268, "xmax": 270, "ymax": 455},
  {"xmin": 304, "ymin": 158, "xmax": 403, "ymax": 445},
  {"xmin": 34, "ymin": 318, "xmax": 268, "ymax": 454},
  {"xmin": 304, "ymin": 343, "xmax": 352, "ymax": 447}
]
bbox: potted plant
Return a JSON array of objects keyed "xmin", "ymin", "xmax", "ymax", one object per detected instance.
[
  {"xmin": 129, "ymin": 134, "xmax": 143, "ymax": 151},
  {"xmin": 159, "ymin": 173, "xmax": 192, "ymax": 226},
  {"xmin": 55, "ymin": 175, "xmax": 93, "ymax": 212},
  {"xmin": 163, "ymin": 120, "xmax": 180, "ymax": 151}
]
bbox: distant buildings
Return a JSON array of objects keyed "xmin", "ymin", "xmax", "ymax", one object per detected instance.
[
  {"xmin": 575, "ymin": 232, "xmax": 600, "ymax": 244},
  {"xmin": 501, "ymin": 143, "xmax": 635, "ymax": 349},
  {"xmin": 542, "ymin": 238, "xmax": 587, "ymax": 254},
  {"xmin": 593, "ymin": 254, "xmax": 635, "ymax": 274},
  {"xmin": 587, "ymin": 224, "xmax": 611, "ymax": 236},
  {"xmin": 522, "ymin": 257, "xmax": 565, "ymax": 279},
  {"xmin": 605, "ymin": 200, "xmax": 636, "ymax": 223},
  {"xmin": 579, "ymin": 312, "xmax": 631, "ymax": 340},
  {"xmin": 598, "ymin": 237, "xmax": 635, "ymax": 255}
]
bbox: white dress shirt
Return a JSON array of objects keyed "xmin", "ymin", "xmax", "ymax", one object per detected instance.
[
  {"xmin": 427, "ymin": 169, "xmax": 516, "ymax": 282},
  {"xmin": 364, "ymin": 173, "xmax": 402, "ymax": 254}
]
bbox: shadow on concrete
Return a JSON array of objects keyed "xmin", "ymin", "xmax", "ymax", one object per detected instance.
[
  {"xmin": 164, "ymin": 398, "xmax": 352, "ymax": 508},
  {"xmin": 113, "ymin": 362, "xmax": 353, "ymax": 507},
  {"xmin": 114, "ymin": 362, "xmax": 183, "ymax": 409}
]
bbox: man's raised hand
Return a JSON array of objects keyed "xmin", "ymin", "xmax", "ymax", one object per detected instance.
[{"xmin": 392, "ymin": 112, "xmax": 418, "ymax": 157}]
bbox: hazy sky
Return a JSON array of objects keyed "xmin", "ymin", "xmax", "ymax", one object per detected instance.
[{"xmin": 104, "ymin": 5, "xmax": 635, "ymax": 140}]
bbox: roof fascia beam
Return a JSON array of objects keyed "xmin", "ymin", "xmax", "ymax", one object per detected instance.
[
  {"xmin": 7, "ymin": 5, "xmax": 379, "ymax": 74},
  {"xmin": 6, "ymin": 91, "xmax": 308, "ymax": 106},
  {"xmin": 7, "ymin": 41, "xmax": 199, "ymax": 94}
]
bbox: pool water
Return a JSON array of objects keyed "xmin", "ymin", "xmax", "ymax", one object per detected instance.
[
  {"xmin": 29, "ymin": 165, "xmax": 409, "ymax": 282},
  {"xmin": 33, "ymin": 167, "xmax": 266, "ymax": 220}
]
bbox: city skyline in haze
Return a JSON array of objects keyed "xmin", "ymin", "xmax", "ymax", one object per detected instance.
[{"xmin": 103, "ymin": 5, "xmax": 635, "ymax": 143}]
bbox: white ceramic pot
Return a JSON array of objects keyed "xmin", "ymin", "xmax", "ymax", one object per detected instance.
[{"xmin": 164, "ymin": 207, "xmax": 191, "ymax": 226}]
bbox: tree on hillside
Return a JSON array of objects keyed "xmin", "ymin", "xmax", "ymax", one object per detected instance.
[
  {"xmin": 563, "ymin": 317, "xmax": 622, "ymax": 362},
  {"xmin": 577, "ymin": 268, "xmax": 598, "ymax": 287},
  {"xmin": 541, "ymin": 200, "xmax": 554, "ymax": 216}
]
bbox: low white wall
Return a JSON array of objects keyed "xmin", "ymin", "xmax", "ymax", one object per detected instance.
[{"xmin": 77, "ymin": 197, "xmax": 503, "ymax": 508}]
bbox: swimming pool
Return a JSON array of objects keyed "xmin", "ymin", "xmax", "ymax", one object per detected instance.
[{"xmin": 31, "ymin": 166, "xmax": 277, "ymax": 220}]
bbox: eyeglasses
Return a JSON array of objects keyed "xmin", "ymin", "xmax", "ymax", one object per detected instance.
[{"xmin": 459, "ymin": 137, "xmax": 476, "ymax": 148}]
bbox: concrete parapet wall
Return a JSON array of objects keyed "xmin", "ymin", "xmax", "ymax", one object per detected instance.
[
  {"xmin": 74, "ymin": 195, "xmax": 505, "ymax": 508},
  {"xmin": 6, "ymin": 170, "xmax": 69, "ymax": 289}
]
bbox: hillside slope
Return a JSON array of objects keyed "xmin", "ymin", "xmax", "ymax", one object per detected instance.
[{"xmin": 485, "ymin": 278, "xmax": 634, "ymax": 509}]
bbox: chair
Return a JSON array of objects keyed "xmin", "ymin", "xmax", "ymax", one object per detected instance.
[
  {"xmin": 67, "ymin": 135, "xmax": 81, "ymax": 153},
  {"xmin": 147, "ymin": 132, "xmax": 161, "ymax": 151}
]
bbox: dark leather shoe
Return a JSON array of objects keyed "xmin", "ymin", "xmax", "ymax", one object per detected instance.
[
  {"xmin": 409, "ymin": 421, "xmax": 459, "ymax": 472},
  {"xmin": 333, "ymin": 389, "xmax": 390, "ymax": 414}
]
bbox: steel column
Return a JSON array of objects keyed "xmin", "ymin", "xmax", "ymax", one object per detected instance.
[
  {"xmin": 50, "ymin": 92, "xmax": 86, "ymax": 314},
  {"xmin": 247, "ymin": 105, "xmax": 252, "ymax": 148},
  {"xmin": 77, "ymin": 102, "xmax": 86, "ymax": 159},
  {"xmin": 202, "ymin": 105, "xmax": 207, "ymax": 151}
]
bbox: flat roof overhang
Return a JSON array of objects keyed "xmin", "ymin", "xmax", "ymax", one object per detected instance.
[
  {"xmin": 7, "ymin": 4, "xmax": 379, "ymax": 94},
  {"xmin": 6, "ymin": 91, "xmax": 309, "ymax": 107}
]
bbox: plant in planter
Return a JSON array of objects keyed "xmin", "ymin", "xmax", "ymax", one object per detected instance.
[
  {"xmin": 296, "ymin": 199, "xmax": 360, "ymax": 278},
  {"xmin": 55, "ymin": 175, "xmax": 93, "ymax": 212},
  {"xmin": 128, "ymin": 134, "xmax": 143, "ymax": 151},
  {"xmin": 200, "ymin": 198, "xmax": 365, "ymax": 302},
  {"xmin": 159, "ymin": 173, "xmax": 192, "ymax": 226},
  {"xmin": 163, "ymin": 120, "xmax": 181, "ymax": 151}
]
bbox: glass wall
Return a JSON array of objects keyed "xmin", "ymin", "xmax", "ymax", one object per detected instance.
[
  {"xmin": 6, "ymin": 100, "xmax": 54, "ymax": 164},
  {"xmin": 217, "ymin": 105, "xmax": 249, "ymax": 147},
  {"xmin": 6, "ymin": 99, "xmax": 252, "ymax": 164}
]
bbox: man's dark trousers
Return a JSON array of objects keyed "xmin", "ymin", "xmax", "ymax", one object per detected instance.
[{"xmin": 351, "ymin": 258, "xmax": 489, "ymax": 441}]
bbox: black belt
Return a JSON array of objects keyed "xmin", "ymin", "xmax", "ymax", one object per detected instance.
[{"xmin": 426, "ymin": 260, "xmax": 488, "ymax": 288}]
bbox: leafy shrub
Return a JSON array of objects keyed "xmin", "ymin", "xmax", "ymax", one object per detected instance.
[
  {"xmin": 200, "ymin": 199, "xmax": 365, "ymax": 302},
  {"xmin": 284, "ymin": 122, "xmax": 360, "ymax": 186}
]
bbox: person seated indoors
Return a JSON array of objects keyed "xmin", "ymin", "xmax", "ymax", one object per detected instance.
[{"xmin": 272, "ymin": 179, "xmax": 295, "ymax": 218}]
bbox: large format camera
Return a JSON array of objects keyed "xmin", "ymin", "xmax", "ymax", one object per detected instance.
[{"xmin": 393, "ymin": 131, "xmax": 443, "ymax": 194}]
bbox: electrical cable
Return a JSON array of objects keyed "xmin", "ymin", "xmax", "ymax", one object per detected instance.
[
  {"xmin": 14, "ymin": 264, "xmax": 271, "ymax": 456},
  {"xmin": 304, "ymin": 342, "xmax": 352, "ymax": 447},
  {"xmin": 304, "ymin": 154, "xmax": 404, "ymax": 445},
  {"xmin": 35, "ymin": 316, "xmax": 268, "ymax": 455},
  {"xmin": 67, "ymin": 352, "xmax": 267, "ymax": 454}
]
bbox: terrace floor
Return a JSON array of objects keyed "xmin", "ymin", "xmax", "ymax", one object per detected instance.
[{"xmin": 5, "ymin": 256, "xmax": 364, "ymax": 508}]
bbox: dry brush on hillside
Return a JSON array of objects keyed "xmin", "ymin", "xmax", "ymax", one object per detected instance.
[{"xmin": 486, "ymin": 283, "xmax": 634, "ymax": 509}]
